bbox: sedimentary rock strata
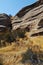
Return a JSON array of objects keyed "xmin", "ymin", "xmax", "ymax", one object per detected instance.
[{"xmin": 12, "ymin": 0, "xmax": 43, "ymax": 36}]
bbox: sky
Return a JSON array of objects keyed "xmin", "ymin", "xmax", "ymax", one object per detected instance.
[{"xmin": 0, "ymin": 0, "xmax": 37, "ymax": 16}]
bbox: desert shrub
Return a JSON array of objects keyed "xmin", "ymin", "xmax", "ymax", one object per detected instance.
[
  {"xmin": 21, "ymin": 48, "xmax": 33, "ymax": 63},
  {"xmin": 21, "ymin": 48, "xmax": 42, "ymax": 64},
  {"xmin": 5, "ymin": 32, "xmax": 15, "ymax": 43},
  {"xmin": 0, "ymin": 57, "xmax": 3, "ymax": 65},
  {"xmin": 14, "ymin": 29, "xmax": 26, "ymax": 38},
  {"xmin": 0, "ymin": 63, "xmax": 3, "ymax": 65}
]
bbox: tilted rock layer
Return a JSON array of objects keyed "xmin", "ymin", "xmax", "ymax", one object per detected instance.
[{"xmin": 12, "ymin": 0, "xmax": 43, "ymax": 36}]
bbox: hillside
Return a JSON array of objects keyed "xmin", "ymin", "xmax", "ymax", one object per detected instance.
[{"xmin": 0, "ymin": 0, "xmax": 43, "ymax": 65}]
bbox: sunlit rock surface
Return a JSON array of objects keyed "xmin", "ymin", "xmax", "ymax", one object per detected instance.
[{"xmin": 12, "ymin": 0, "xmax": 43, "ymax": 36}]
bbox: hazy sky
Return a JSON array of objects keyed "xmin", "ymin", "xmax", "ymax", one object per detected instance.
[{"xmin": 0, "ymin": 0, "xmax": 37, "ymax": 15}]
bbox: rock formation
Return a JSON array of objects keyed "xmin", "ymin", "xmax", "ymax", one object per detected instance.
[
  {"xmin": 0, "ymin": 13, "xmax": 12, "ymax": 47},
  {"xmin": 0, "ymin": 13, "xmax": 12, "ymax": 33},
  {"xmin": 0, "ymin": 0, "xmax": 43, "ymax": 47},
  {"xmin": 0, "ymin": 0, "xmax": 43, "ymax": 36},
  {"xmin": 12, "ymin": 0, "xmax": 43, "ymax": 36}
]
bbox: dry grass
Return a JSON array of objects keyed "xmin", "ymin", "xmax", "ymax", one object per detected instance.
[
  {"xmin": 31, "ymin": 36, "xmax": 43, "ymax": 52},
  {"xmin": 0, "ymin": 32, "xmax": 43, "ymax": 65},
  {"xmin": 0, "ymin": 34, "xmax": 43, "ymax": 53}
]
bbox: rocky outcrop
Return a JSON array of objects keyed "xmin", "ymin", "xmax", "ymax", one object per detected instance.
[
  {"xmin": 12, "ymin": 0, "xmax": 43, "ymax": 36},
  {"xmin": 0, "ymin": 0, "xmax": 43, "ymax": 36},
  {"xmin": 0, "ymin": 0, "xmax": 43, "ymax": 47},
  {"xmin": 0, "ymin": 14, "xmax": 12, "ymax": 47},
  {"xmin": 0, "ymin": 13, "xmax": 12, "ymax": 33}
]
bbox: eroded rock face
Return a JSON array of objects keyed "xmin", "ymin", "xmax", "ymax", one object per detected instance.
[
  {"xmin": 0, "ymin": 14, "xmax": 12, "ymax": 47},
  {"xmin": 12, "ymin": 0, "xmax": 43, "ymax": 36},
  {"xmin": 0, "ymin": 13, "xmax": 12, "ymax": 33}
]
